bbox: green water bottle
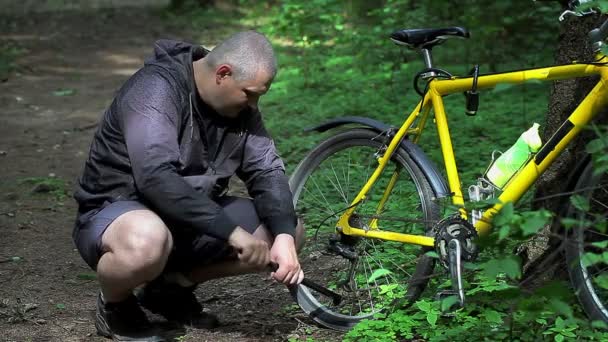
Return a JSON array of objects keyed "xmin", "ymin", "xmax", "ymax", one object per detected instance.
[{"xmin": 486, "ymin": 123, "xmax": 542, "ymax": 188}]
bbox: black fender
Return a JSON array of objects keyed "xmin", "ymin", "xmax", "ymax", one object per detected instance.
[{"xmin": 305, "ymin": 116, "xmax": 450, "ymax": 199}]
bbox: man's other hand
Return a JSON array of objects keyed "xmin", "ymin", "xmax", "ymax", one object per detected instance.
[
  {"xmin": 228, "ymin": 226, "xmax": 270, "ymax": 269},
  {"xmin": 270, "ymin": 234, "xmax": 304, "ymax": 285}
]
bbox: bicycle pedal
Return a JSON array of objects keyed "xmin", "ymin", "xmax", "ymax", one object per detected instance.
[{"xmin": 435, "ymin": 290, "xmax": 463, "ymax": 316}]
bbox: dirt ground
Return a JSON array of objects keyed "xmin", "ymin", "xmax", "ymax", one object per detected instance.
[{"xmin": 0, "ymin": 8, "xmax": 343, "ymax": 342}]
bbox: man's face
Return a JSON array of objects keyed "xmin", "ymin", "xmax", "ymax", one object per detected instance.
[{"xmin": 213, "ymin": 66, "xmax": 272, "ymax": 118}]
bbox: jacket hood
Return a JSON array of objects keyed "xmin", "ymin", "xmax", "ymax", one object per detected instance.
[{"xmin": 144, "ymin": 39, "xmax": 208, "ymax": 92}]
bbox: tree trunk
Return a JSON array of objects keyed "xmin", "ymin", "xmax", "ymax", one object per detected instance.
[{"xmin": 519, "ymin": 12, "xmax": 606, "ymax": 288}]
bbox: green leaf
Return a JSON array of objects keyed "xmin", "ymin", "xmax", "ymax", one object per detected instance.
[
  {"xmin": 520, "ymin": 210, "xmax": 550, "ymax": 236},
  {"xmin": 594, "ymin": 273, "xmax": 608, "ymax": 290},
  {"xmin": 591, "ymin": 319, "xmax": 608, "ymax": 329},
  {"xmin": 581, "ymin": 251, "xmax": 608, "ymax": 268},
  {"xmin": 536, "ymin": 318, "xmax": 548, "ymax": 325},
  {"xmin": 416, "ymin": 300, "xmax": 431, "ymax": 312},
  {"xmin": 494, "ymin": 202, "xmax": 514, "ymax": 227},
  {"xmin": 481, "ymin": 255, "xmax": 521, "ymax": 280},
  {"xmin": 11, "ymin": 256, "xmax": 21, "ymax": 262},
  {"xmin": 425, "ymin": 251, "xmax": 439, "ymax": 258},
  {"xmin": 591, "ymin": 240, "xmax": 608, "ymax": 249},
  {"xmin": 549, "ymin": 298, "xmax": 573, "ymax": 318},
  {"xmin": 367, "ymin": 268, "xmax": 392, "ymax": 283},
  {"xmin": 379, "ymin": 283, "xmax": 399, "ymax": 294},
  {"xmin": 570, "ymin": 195, "xmax": 590, "ymax": 212},
  {"xmin": 56, "ymin": 303, "xmax": 66, "ymax": 309},
  {"xmin": 440, "ymin": 295, "xmax": 459, "ymax": 312},
  {"xmin": 484, "ymin": 309, "xmax": 503, "ymax": 324},
  {"xmin": 426, "ymin": 311, "xmax": 438, "ymax": 326},
  {"xmin": 498, "ymin": 225, "xmax": 510, "ymax": 240},
  {"xmin": 554, "ymin": 334, "xmax": 564, "ymax": 342},
  {"xmin": 52, "ymin": 89, "xmax": 75, "ymax": 96},
  {"xmin": 560, "ymin": 217, "xmax": 592, "ymax": 230},
  {"xmin": 76, "ymin": 273, "xmax": 97, "ymax": 280},
  {"xmin": 561, "ymin": 330, "xmax": 577, "ymax": 338}
]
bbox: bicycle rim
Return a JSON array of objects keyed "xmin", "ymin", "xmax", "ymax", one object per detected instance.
[
  {"xmin": 289, "ymin": 129, "xmax": 440, "ymax": 330},
  {"xmin": 566, "ymin": 159, "xmax": 608, "ymax": 324}
]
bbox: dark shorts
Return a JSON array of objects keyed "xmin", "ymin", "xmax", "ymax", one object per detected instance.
[{"xmin": 72, "ymin": 196, "xmax": 261, "ymax": 271}]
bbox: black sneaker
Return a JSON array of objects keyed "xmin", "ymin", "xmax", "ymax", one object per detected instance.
[
  {"xmin": 95, "ymin": 293, "xmax": 165, "ymax": 341},
  {"xmin": 136, "ymin": 277, "xmax": 219, "ymax": 329}
]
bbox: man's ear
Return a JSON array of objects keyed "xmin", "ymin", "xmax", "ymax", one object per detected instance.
[{"xmin": 216, "ymin": 64, "xmax": 232, "ymax": 84}]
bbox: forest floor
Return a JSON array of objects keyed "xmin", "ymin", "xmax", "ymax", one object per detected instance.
[{"xmin": 0, "ymin": 7, "xmax": 343, "ymax": 342}]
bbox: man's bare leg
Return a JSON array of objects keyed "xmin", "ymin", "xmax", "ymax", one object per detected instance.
[
  {"xmin": 96, "ymin": 210, "xmax": 173, "ymax": 302},
  {"xmin": 185, "ymin": 219, "xmax": 305, "ymax": 283}
]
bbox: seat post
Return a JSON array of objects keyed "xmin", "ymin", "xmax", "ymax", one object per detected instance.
[{"xmin": 421, "ymin": 49, "xmax": 433, "ymax": 68}]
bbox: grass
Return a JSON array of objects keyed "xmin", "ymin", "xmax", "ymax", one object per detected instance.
[
  {"xmin": 162, "ymin": 5, "xmax": 552, "ymax": 192},
  {"xmin": 0, "ymin": 42, "xmax": 23, "ymax": 80},
  {"xmin": 162, "ymin": 4, "xmax": 608, "ymax": 341},
  {"xmin": 261, "ymin": 48, "xmax": 550, "ymax": 192},
  {"xmin": 20, "ymin": 176, "xmax": 69, "ymax": 201}
]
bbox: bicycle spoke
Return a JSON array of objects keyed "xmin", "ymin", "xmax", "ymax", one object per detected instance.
[
  {"xmin": 328, "ymin": 161, "xmax": 349, "ymax": 204},
  {"xmin": 590, "ymin": 264, "xmax": 608, "ymax": 278},
  {"xmin": 290, "ymin": 130, "xmax": 439, "ymax": 325},
  {"xmin": 591, "ymin": 196, "xmax": 608, "ymax": 211},
  {"xmin": 310, "ymin": 173, "xmax": 343, "ymax": 207},
  {"xmin": 361, "ymin": 253, "xmax": 376, "ymax": 313},
  {"xmin": 299, "ymin": 189, "xmax": 338, "ymax": 218}
]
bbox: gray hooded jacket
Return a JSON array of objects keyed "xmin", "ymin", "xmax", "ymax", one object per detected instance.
[{"xmin": 74, "ymin": 39, "xmax": 297, "ymax": 240}]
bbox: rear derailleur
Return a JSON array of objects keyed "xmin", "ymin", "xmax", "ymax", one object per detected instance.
[{"xmin": 323, "ymin": 215, "xmax": 365, "ymax": 292}]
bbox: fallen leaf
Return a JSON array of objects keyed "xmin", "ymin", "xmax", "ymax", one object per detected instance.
[{"xmin": 52, "ymin": 89, "xmax": 75, "ymax": 96}]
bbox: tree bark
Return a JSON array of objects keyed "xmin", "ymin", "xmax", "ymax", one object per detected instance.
[{"xmin": 520, "ymin": 12, "xmax": 606, "ymax": 288}]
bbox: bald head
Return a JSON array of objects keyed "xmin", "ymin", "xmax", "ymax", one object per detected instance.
[{"xmin": 204, "ymin": 31, "xmax": 277, "ymax": 81}]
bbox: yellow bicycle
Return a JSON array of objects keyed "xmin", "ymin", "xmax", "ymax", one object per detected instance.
[{"xmin": 288, "ymin": 3, "xmax": 608, "ymax": 331}]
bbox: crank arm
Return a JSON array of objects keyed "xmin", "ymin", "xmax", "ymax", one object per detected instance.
[{"xmin": 447, "ymin": 239, "xmax": 465, "ymax": 308}]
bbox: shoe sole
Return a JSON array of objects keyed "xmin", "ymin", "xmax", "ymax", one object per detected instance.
[{"xmin": 95, "ymin": 309, "xmax": 113, "ymax": 338}]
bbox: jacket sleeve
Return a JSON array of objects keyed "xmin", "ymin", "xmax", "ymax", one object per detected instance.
[
  {"xmin": 118, "ymin": 70, "xmax": 237, "ymax": 240},
  {"xmin": 237, "ymin": 111, "xmax": 297, "ymax": 238}
]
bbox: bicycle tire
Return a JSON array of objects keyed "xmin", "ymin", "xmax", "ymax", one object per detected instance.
[
  {"xmin": 565, "ymin": 159, "xmax": 608, "ymax": 325},
  {"xmin": 289, "ymin": 128, "xmax": 441, "ymax": 331}
]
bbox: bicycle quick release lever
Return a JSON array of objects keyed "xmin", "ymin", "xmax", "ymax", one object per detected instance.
[{"xmin": 268, "ymin": 262, "xmax": 343, "ymax": 306}]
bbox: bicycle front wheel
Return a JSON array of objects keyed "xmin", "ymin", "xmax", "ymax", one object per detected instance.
[
  {"xmin": 566, "ymin": 159, "xmax": 608, "ymax": 325},
  {"xmin": 289, "ymin": 128, "xmax": 441, "ymax": 331}
]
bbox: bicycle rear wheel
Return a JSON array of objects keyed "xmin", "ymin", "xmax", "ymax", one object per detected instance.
[
  {"xmin": 289, "ymin": 128, "xmax": 441, "ymax": 330},
  {"xmin": 565, "ymin": 159, "xmax": 608, "ymax": 324}
]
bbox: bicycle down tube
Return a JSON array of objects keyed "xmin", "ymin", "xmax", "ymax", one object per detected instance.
[{"xmin": 337, "ymin": 61, "xmax": 608, "ymax": 246}]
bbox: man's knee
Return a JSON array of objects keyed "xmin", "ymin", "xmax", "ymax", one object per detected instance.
[{"xmin": 101, "ymin": 210, "xmax": 173, "ymax": 272}]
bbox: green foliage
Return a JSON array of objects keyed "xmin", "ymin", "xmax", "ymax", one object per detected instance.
[
  {"xmin": 578, "ymin": 0, "xmax": 608, "ymax": 13},
  {"xmin": 20, "ymin": 176, "xmax": 68, "ymax": 200},
  {"xmin": 0, "ymin": 42, "xmax": 23, "ymax": 80},
  {"xmin": 166, "ymin": 2, "xmax": 608, "ymax": 340},
  {"xmin": 586, "ymin": 125, "xmax": 608, "ymax": 176},
  {"xmin": 341, "ymin": 200, "xmax": 608, "ymax": 341}
]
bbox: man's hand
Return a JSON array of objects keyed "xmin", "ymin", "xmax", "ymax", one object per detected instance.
[
  {"xmin": 228, "ymin": 226, "xmax": 270, "ymax": 269},
  {"xmin": 270, "ymin": 234, "xmax": 304, "ymax": 285}
]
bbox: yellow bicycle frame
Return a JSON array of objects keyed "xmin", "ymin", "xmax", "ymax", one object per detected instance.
[{"xmin": 337, "ymin": 57, "xmax": 608, "ymax": 248}]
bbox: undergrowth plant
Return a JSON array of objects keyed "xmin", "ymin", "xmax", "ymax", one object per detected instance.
[
  {"xmin": 167, "ymin": 2, "xmax": 608, "ymax": 340},
  {"xmin": 343, "ymin": 204, "xmax": 608, "ymax": 341}
]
